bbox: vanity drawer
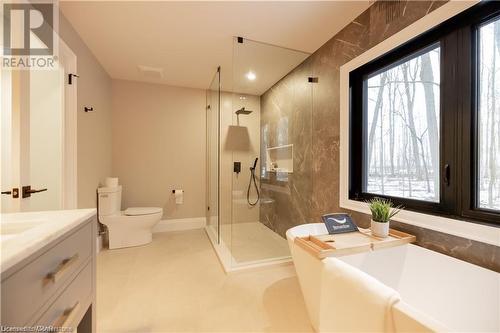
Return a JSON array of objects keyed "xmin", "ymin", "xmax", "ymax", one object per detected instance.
[
  {"xmin": 34, "ymin": 261, "xmax": 92, "ymax": 330},
  {"xmin": 1, "ymin": 222, "xmax": 92, "ymax": 326}
]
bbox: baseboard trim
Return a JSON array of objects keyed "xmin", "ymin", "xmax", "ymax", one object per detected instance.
[{"xmin": 153, "ymin": 217, "xmax": 206, "ymax": 233}]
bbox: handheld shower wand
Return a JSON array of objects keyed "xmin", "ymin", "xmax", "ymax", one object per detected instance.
[
  {"xmin": 247, "ymin": 157, "xmax": 260, "ymax": 206},
  {"xmin": 252, "ymin": 157, "xmax": 258, "ymax": 170}
]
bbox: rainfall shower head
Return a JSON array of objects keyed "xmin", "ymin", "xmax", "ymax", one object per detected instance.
[{"xmin": 235, "ymin": 107, "xmax": 253, "ymax": 115}]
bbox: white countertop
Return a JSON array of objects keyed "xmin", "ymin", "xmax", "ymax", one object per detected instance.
[{"xmin": 1, "ymin": 209, "xmax": 96, "ymax": 274}]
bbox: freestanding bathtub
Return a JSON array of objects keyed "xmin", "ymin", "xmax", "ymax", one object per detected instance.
[{"xmin": 287, "ymin": 223, "xmax": 500, "ymax": 332}]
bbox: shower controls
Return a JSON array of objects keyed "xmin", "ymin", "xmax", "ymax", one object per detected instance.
[{"xmin": 234, "ymin": 162, "xmax": 241, "ymax": 174}]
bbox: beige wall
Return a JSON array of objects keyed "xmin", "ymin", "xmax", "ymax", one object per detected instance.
[
  {"xmin": 111, "ymin": 80, "xmax": 206, "ymax": 220},
  {"xmin": 59, "ymin": 14, "xmax": 113, "ymax": 209}
]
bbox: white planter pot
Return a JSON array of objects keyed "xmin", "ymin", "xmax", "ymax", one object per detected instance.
[{"xmin": 371, "ymin": 219, "xmax": 390, "ymax": 238}]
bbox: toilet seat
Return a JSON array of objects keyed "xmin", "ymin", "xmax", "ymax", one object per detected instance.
[{"xmin": 124, "ymin": 207, "xmax": 162, "ymax": 216}]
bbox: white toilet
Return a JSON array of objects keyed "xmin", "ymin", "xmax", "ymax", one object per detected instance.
[{"xmin": 98, "ymin": 185, "xmax": 162, "ymax": 249}]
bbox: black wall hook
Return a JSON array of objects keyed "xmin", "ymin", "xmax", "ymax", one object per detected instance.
[
  {"xmin": 68, "ymin": 73, "xmax": 79, "ymax": 85},
  {"xmin": 84, "ymin": 106, "xmax": 94, "ymax": 112}
]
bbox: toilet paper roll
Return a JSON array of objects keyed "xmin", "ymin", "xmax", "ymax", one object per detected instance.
[
  {"xmin": 174, "ymin": 189, "xmax": 184, "ymax": 204},
  {"xmin": 105, "ymin": 177, "xmax": 119, "ymax": 188}
]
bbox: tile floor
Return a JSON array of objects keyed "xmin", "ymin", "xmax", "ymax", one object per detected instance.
[
  {"xmin": 215, "ymin": 222, "xmax": 291, "ymax": 264},
  {"xmin": 97, "ymin": 229, "xmax": 313, "ymax": 332}
]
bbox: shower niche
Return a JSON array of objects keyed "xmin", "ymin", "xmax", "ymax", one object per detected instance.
[{"xmin": 266, "ymin": 144, "xmax": 293, "ymax": 173}]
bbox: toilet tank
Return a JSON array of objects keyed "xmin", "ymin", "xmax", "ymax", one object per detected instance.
[{"xmin": 98, "ymin": 185, "xmax": 122, "ymax": 216}]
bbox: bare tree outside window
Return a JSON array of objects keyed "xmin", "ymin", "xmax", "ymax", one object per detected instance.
[
  {"xmin": 478, "ymin": 19, "xmax": 500, "ymax": 211},
  {"xmin": 365, "ymin": 46, "xmax": 440, "ymax": 202}
]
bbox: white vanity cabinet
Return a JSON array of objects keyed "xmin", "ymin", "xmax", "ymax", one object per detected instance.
[{"xmin": 1, "ymin": 215, "xmax": 97, "ymax": 333}]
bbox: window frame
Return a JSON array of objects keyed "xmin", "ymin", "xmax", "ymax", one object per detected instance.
[
  {"xmin": 349, "ymin": 1, "xmax": 500, "ymax": 227},
  {"xmin": 461, "ymin": 8, "xmax": 500, "ymax": 224}
]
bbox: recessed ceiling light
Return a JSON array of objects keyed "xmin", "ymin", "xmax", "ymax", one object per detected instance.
[{"xmin": 246, "ymin": 71, "xmax": 256, "ymax": 81}]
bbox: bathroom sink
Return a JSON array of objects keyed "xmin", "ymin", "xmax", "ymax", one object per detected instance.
[
  {"xmin": 0, "ymin": 219, "xmax": 46, "ymax": 236},
  {"xmin": 1, "ymin": 209, "xmax": 96, "ymax": 274}
]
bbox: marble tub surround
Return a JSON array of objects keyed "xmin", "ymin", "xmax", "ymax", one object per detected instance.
[
  {"xmin": 0, "ymin": 209, "xmax": 96, "ymax": 273},
  {"xmin": 345, "ymin": 211, "xmax": 500, "ymax": 272},
  {"xmin": 386, "ymin": 220, "xmax": 500, "ymax": 273},
  {"xmin": 260, "ymin": 0, "xmax": 500, "ymax": 272}
]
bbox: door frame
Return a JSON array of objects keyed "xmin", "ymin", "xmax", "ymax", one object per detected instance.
[
  {"xmin": 0, "ymin": 36, "xmax": 77, "ymax": 212},
  {"xmin": 59, "ymin": 37, "xmax": 78, "ymax": 209}
]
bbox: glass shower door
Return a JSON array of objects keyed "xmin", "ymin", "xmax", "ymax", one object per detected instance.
[
  {"xmin": 229, "ymin": 37, "xmax": 312, "ymax": 267},
  {"xmin": 206, "ymin": 68, "xmax": 220, "ymax": 243}
]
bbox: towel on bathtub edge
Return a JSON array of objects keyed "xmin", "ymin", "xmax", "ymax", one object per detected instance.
[{"xmin": 318, "ymin": 257, "xmax": 401, "ymax": 333}]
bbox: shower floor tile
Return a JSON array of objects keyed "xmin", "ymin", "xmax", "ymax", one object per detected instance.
[{"xmin": 226, "ymin": 222, "xmax": 291, "ymax": 264}]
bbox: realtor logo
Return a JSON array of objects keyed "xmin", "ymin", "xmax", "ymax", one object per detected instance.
[
  {"xmin": 2, "ymin": 2, "xmax": 58, "ymax": 69},
  {"xmin": 3, "ymin": 3, "xmax": 53, "ymax": 55}
]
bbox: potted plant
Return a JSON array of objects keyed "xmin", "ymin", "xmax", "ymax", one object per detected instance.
[{"xmin": 367, "ymin": 198, "xmax": 402, "ymax": 238}]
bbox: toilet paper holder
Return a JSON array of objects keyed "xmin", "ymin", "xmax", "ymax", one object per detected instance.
[
  {"xmin": 172, "ymin": 189, "xmax": 184, "ymax": 205},
  {"xmin": 172, "ymin": 190, "xmax": 184, "ymax": 193}
]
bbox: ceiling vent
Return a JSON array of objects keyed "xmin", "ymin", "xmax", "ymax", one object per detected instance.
[{"xmin": 138, "ymin": 65, "xmax": 164, "ymax": 79}]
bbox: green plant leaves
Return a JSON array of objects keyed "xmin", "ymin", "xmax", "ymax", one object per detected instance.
[{"xmin": 366, "ymin": 197, "xmax": 403, "ymax": 223}]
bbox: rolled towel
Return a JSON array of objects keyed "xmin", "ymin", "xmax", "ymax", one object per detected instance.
[
  {"xmin": 292, "ymin": 242, "xmax": 325, "ymax": 331},
  {"xmin": 319, "ymin": 257, "xmax": 401, "ymax": 333},
  {"xmin": 105, "ymin": 177, "xmax": 119, "ymax": 187}
]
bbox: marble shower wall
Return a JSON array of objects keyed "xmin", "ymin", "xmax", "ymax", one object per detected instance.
[
  {"xmin": 260, "ymin": 0, "xmax": 500, "ymax": 272},
  {"xmin": 260, "ymin": 59, "xmax": 314, "ymax": 237}
]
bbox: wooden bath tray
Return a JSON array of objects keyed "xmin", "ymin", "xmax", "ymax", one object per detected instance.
[{"xmin": 294, "ymin": 228, "xmax": 416, "ymax": 259}]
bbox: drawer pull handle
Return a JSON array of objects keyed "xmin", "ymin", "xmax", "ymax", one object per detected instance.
[
  {"xmin": 53, "ymin": 301, "xmax": 80, "ymax": 328},
  {"xmin": 44, "ymin": 254, "xmax": 79, "ymax": 284}
]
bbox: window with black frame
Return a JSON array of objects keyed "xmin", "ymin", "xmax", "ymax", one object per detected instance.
[
  {"xmin": 477, "ymin": 17, "xmax": 500, "ymax": 213},
  {"xmin": 349, "ymin": 1, "xmax": 500, "ymax": 226}
]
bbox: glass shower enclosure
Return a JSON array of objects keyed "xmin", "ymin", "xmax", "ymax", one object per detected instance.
[
  {"xmin": 206, "ymin": 67, "xmax": 220, "ymax": 244},
  {"xmin": 206, "ymin": 38, "xmax": 311, "ymax": 271}
]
